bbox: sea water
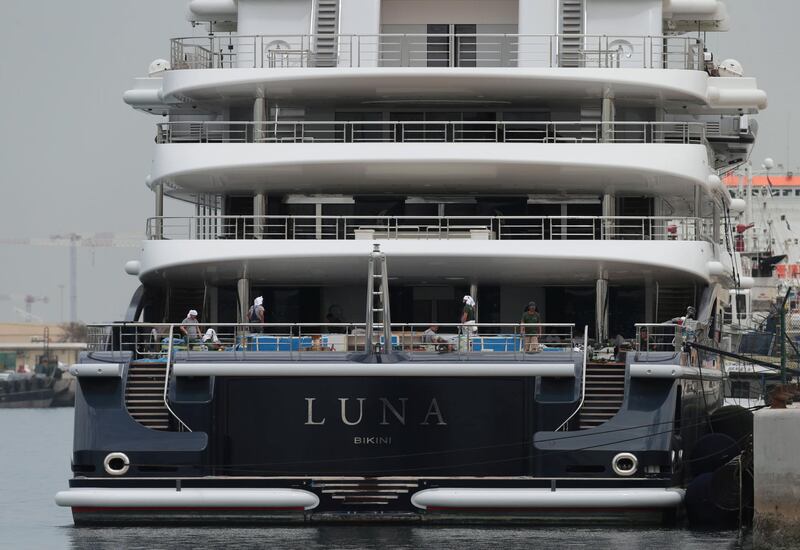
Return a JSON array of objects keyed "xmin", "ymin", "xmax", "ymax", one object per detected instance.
[{"xmin": 0, "ymin": 408, "xmax": 749, "ymax": 549}]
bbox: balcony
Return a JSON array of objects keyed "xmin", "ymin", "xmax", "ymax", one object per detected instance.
[
  {"xmin": 151, "ymin": 121, "xmax": 708, "ymax": 192},
  {"xmin": 169, "ymin": 33, "xmax": 703, "ymax": 71},
  {"xmin": 156, "ymin": 121, "xmax": 706, "ymax": 145},
  {"xmin": 146, "ymin": 215, "xmax": 714, "ymax": 243},
  {"xmin": 88, "ymin": 322, "xmax": 578, "ymax": 360}
]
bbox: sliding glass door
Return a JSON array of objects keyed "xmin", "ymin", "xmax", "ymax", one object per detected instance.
[{"xmin": 426, "ymin": 24, "xmax": 477, "ymax": 67}]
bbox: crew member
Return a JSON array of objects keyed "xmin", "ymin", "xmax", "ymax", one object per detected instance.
[
  {"xmin": 520, "ymin": 301, "xmax": 541, "ymax": 352},
  {"xmin": 180, "ymin": 309, "xmax": 201, "ymax": 343}
]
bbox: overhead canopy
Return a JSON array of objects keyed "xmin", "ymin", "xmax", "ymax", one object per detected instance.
[
  {"xmin": 152, "ymin": 142, "xmax": 712, "ymax": 198},
  {"xmin": 137, "ymin": 239, "xmax": 726, "ymax": 286}
]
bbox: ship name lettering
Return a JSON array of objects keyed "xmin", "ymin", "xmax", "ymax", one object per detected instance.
[
  {"xmin": 379, "ymin": 397, "xmax": 407, "ymax": 425},
  {"xmin": 304, "ymin": 397, "xmax": 446, "ymax": 426},
  {"xmin": 304, "ymin": 397, "xmax": 326, "ymax": 425},
  {"xmin": 354, "ymin": 436, "xmax": 392, "ymax": 445},
  {"xmin": 419, "ymin": 397, "xmax": 447, "ymax": 426},
  {"xmin": 339, "ymin": 397, "xmax": 366, "ymax": 426}
]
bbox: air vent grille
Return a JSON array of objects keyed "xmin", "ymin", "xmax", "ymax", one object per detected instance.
[{"xmin": 559, "ymin": 0, "xmax": 585, "ymax": 67}]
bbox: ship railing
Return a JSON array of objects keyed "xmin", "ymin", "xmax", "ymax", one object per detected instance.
[
  {"xmin": 634, "ymin": 323, "xmax": 685, "ymax": 352},
  {"xmin": 87, "ymin": 325, "xmax": 114, "ymax": 352},
  {"xmin": 146, "ymin": 215, "xmax": 714, "ymax": 243},
  {"xmin": 169, "ymin": 33, "xmax": 703, "ymax": 70},
  {"xmin": 85, "ymin": 322, "xmax": 576, "ymax": 362},
  {"xmin": 156, "ymin": 120, "xmax": 706, "ymax": 145}
]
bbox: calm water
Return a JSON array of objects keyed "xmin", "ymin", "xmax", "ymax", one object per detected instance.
[{"xmin": 0, "ymin": 408, "xmax": 750, "ymax": 549}]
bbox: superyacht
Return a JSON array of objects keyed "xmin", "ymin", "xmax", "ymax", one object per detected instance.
[{"xmin": 56, "ymin": 0, "xmax": 767, "ymax": 525}]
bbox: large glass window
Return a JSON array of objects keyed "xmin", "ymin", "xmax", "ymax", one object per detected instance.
[
  {"xmin": 545, "ymin": 287, "xmax": 596, "ymax": 334},
  {"xmin": 426, "ymin": 24, "xmax": 477, "ymax": 67},
  {"xmin": 249, "ymin": 287, "xmax": 323, "ymax": 324},
  {"xmin": 608, "ymin": 287, "xmax": 646, "ymax": 338},
  {"xmin": 390, "ymin": 285, "xmax": 469, "ymax": 325}
]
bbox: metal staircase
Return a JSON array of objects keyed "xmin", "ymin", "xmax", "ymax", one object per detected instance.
[
  {"xmin": 124, "ymin": 361, "xmax": 170, "ymax": 430},
  {"xmin": 313, "ymin": 0, "xmax": 339, "ymax": 67},
  {"xmin": 579, "ymin": 362, "xmax": 626, "ymax": 429},
  {"xmin": 365, "ymin": 244, "xmax": 392, "ymax": 353}
]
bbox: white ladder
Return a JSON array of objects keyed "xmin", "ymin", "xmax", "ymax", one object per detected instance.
[{"xmin": 365, "ymin": 244, "xmax": 392, "ymax": 354}]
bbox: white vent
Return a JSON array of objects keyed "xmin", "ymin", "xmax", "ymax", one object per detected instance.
[
  {"xmin": 314, "ymin": 0, "xmax": 340, "ymax": 67},
  {"xmin": 559, "ymin": 0, "xmax": 584, "ymax": 67}
]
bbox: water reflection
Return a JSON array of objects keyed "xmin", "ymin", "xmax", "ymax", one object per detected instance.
[{"xmin": 67, "ymin": 525, "xmax": 748, "ymax": 550}]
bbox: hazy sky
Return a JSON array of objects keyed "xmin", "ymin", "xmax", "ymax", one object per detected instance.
[
  {"xmin": 1, "ymin": 1, "xmax": 190, "ymax": 323},
  {"xmin": 705, "ymin": 0, "xmax": 800, "ymax": 172},
  {"xmin": 1, "ymin": 0, "xmax": 798, "ymax": 324}
]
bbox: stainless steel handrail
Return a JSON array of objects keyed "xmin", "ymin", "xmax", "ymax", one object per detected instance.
[
  {"xmin": 169, "ymin": 33, "xmax": 703, "ymax": 70},
  {"xmin": 87, "ymin": 322, "xmax": 578, "ymax": 361},
  {"xmin": 164, "ymin": 324, "xmax": 192, "ymax": 432},
  {"xmin": 556, "ymin": 325, "xmax": 589, "ymax": 432},
  {"xmin": 145, "ymin": 214, "xmax": 715, "ymax": 243},
  {"xmin": 155, "ymin": 120, "xmax": 707, "ymax": 145},
  {"xmin": 635, "ymin": 322, "xmax": 685, "ymax": 352}
]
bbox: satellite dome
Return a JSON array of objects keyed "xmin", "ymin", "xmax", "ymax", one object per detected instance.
[
  {"xmin": 148, "ymin": 59, "xmax": 171, "ymax": 75},
  {"xmin": 718, "ymin": 59, "xmax": 743, "ymax": 77}
]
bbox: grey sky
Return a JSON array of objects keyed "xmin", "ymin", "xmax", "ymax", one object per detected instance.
[
  {"xmin": 0, "ymin": 0, "xmax": 798, "ymax": 324},
  {"xmin": 706, "ymin": 0, "xmax": 800, "ymax": 172},
  {"xmin": 1, "ymin": 1, "xmax": 189, "ymax": 323}
]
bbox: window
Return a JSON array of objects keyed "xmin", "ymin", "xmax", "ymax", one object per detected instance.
[
  {"xmin": 0, "ymin": 352, "xmax": 15, "ymax": 370},
  {"xmin": 730, "ymin": 381, "xmax": 753, "ymax": 399},
  {"xmin": 736, "ymin": 293, "xmax": 748, "ymax": 320},
  {"xmin": 722, "ymin": 305, "xmax": 732, "ymax": 325},
  {"xmin": 426, "ymin": 24, "xmax": 477, "ymax": 67}
]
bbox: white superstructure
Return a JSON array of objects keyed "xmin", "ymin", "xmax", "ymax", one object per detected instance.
[
  {"xmin": 123, "ymin": 0, "xmax": 766, "ymax": 345},
  {"xmin": 55, "ymin": 2, "xmax": 770, "ymax": 526}
]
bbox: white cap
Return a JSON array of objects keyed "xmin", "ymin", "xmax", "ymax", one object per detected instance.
[
  {"xmin": 188, "ymin": 309, "xmax": 198, "ymax": 317},
  {"xmin": 254, "ymin": 296, "xmax": 263, "ymax": 306}
]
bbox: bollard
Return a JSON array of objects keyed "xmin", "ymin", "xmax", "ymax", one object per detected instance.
[{"xmin": 753, "ymin": 409, "xmax": 800, "ymax": 548}]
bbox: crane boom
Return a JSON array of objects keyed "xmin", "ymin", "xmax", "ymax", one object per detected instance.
[{"xmin": 0, "ymin": 233, "xmax": 141, "ymax": 322}]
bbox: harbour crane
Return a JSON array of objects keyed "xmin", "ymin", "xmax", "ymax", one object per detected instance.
[
  {"xmin": 0, "ymin": 294, "xmax": 49, "ymax": 323},
  {"xmin": 0, "ymin": 233, "xmax": 140, "ymax": 323}
]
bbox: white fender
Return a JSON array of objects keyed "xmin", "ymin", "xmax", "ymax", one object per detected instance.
[
  {"xmin": 124, "ymin": 260, "xmax": 141, "ymax": 276},
  {"xmin": 707, "ymin": 86, "xmax": 768, "ymax": 110},
  {"xmin": 188, "ymin": 0, "xmax": 237, "ymax": 17},
  {"xmin": 707, "ymin": 261, "xmax": 725, "ymax": 276},
  {"xmin": 664, "ymin": 0, "xmax": 720, "ymax": 15},
  {"xmin": 739, "ymin": 276, "xmax": 754, "ymax": 289}
]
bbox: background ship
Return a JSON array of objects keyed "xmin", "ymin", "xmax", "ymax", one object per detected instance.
[{"xmin": 0, "ymin": 324, "xmax": 80, "ymax": 408}]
